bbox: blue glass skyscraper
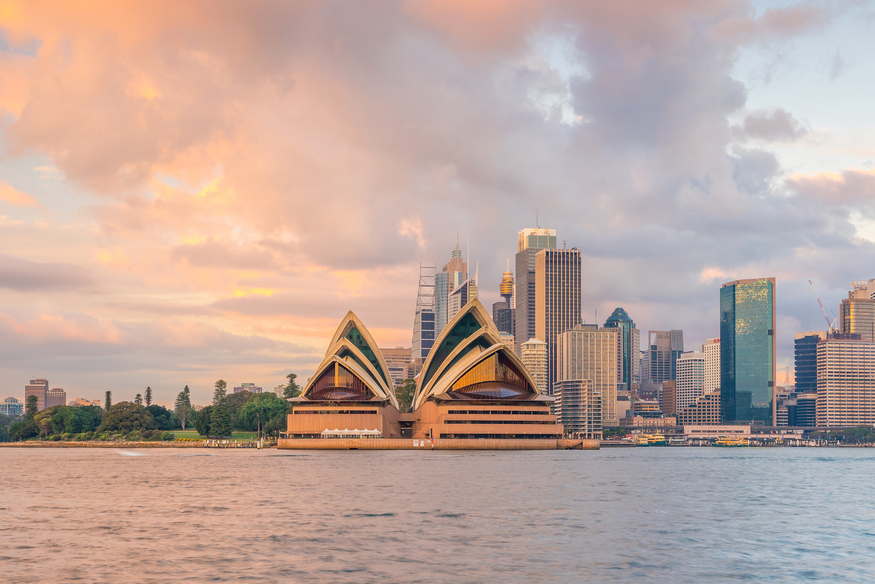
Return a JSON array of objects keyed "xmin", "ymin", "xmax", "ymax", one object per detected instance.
[
  {"xmin": 720, "ymin": 278, "xmax": 776, "ymax": 425},
  {"xmin": 604, "ymin": 307, "xmax": 640, "ymax": 392}
]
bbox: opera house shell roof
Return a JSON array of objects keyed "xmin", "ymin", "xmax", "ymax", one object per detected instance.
[
  {"xmin": 413, "ymin": 299, "xmax": 540, "ymax": 411},
  {"xmin": 298, "ymin": 311, "xmax": 399, "ymax": 410}
]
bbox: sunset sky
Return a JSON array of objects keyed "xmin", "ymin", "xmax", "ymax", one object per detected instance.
[{"xmin": 1, "ymin": 0, "xmax": 874, "ymax": 405}]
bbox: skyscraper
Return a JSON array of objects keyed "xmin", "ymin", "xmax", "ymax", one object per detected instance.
[
  {"xmin": 795, "ymin": 332, "xmax": 826, "ymax": 394},
  {"xmin": 647, "ymin": 330, "xmax": 684, "ymax": 382},
  {"xmin": 603, "ymin": 307, "xmax": 640, "ymax": 393},
  {"xmin": 447, "ymin": 266, "xmax": 477, "ymax": 323},
  {"xmin": 492, "ymin": 263, "xmax": 515, "ymax": 336},
  {"xmin": 535, "ymin": 247, "xmax": 581, "ymax": 394},
  {"xmin": 514, "ymin": 227, "xmax": 556, "ymax": 354},
  {"xmin": 816, "ymin": 334, "xmax": 875, "ymax": 427},
  {"xmin": 556, "ymin": 324, "xmax": 619, "ymax": 425},
  {"xmin": 434, "ymin": 241, "xmax": 467, "ymax": 334},
  {"xmin": 720, "ymin": 278, "xmax": 776, "ymax": 425},
  {"xmin": 840, "ymin": 281, "xmax": 875, "ymax": 341},
  {"xmin": 24, "ymin": 379, "xmax": 49, "ymax": 412},
  {"xmin": 703, "ymin": 338, "xmax": 721, "ymax": 394},
  {"xmin": 411, "ymin": 264, "xmax": 436, "ymax": 363},
  {"xmin": 676, "ymin": 351, "xmax": 705, "ymax": 410}
]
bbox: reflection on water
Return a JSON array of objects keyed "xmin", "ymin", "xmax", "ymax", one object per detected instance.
[{"xmin": 1, "ymin": 447, "xmax": 874, "ymax": 583}]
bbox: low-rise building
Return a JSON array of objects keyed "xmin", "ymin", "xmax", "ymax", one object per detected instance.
[
  {"xmin": 233, "ymin": 383, "xmax": 262, "ymax": 394},
  {"xmin": 677, "ymin": 389, "xmax": 721, "ymax": 425},
  {"xmin": 1, "ymin": 397, "xmax": 23, "ymax": 417},
  {"xmin": 684, "ymin": 424, "xmax": 751, "ymax": 439},
  {"xmin": 619, "ymin": 415, "xmax": 676, "ymax": 428},
  {"xmin": 68, "ymin": 398, "xmax": 101, "ymax": 407}
]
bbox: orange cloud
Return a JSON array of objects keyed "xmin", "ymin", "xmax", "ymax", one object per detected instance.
[{"xmin": 0, "ymin": 179, "xmax": 37, "ymax": 207}]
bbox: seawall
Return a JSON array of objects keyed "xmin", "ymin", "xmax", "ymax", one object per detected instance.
[{"xmin": 278, "ymin": 438, "xmax": 599, "ymax": 450}]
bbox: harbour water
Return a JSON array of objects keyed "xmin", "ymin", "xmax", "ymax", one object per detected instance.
[{"xmin": 2, "ymin": 447, "xmax": 874, "ymax": 583}]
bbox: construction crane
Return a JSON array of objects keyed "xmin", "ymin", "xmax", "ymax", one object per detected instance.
[{"xmin": 809, "ymin": 279, "xmax": 838, "ymax": 332}]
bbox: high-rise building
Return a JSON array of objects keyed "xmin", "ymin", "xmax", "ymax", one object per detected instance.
[
  {"xmin": 411, "ymin": 264, "xmax": 436, "ymax": 362},
  {"xmin": 520, "ymin": 338, "xmax": 548, "ymax": 395},
  {"xmin": 789, "ymin": 392, "xmax": 817, "ymax": 427},
  {"xmin": 816, "ymin": 335, "xmax": 875, "ymax": 427},
  {"xmin": 233, "ymin": 383, "xmax": 262, "ymax": 394},
  {"xmin": 434, "ymin": 241, "xmax": 468, "ymax": 334},
  {"xmin": 46, "ymin": 388, "xmax": 66, "ymax": 408},
  {"xmin": 1, "ymin": 397, "xmax": 23, "ymax": 417},
  {"xmin": 514, "ymin": 227, "xmax": 556, "ymax": 354},
  {"xmin": 648, "ymin": 330, "xmax": 684, "ymax": 382},
  {"xmin": 556, "ymin": 325, "xmax": 619, "ymax": 425},
  {"xmin": 380, "ymin": 347, "xmax": 412, "ymax": 388},
  {"xmin": 661, "ymin": 380, "xmax": 677, "ymax": 417},
  {"xmin": 492, "ymin": 264, "xmax": 515, "ymax": 335},
  {"xmin": 676, "ymin": 351, "xmax": 705, "ymax": 410},
  {"xmin": 703, "ymin": 338, "xmax": 720, "ymax": 394},
  {"xmin": 553, "ymin": 379, "xmax": 601, "ymax": 439},
  {"xmin": 840, "ymin": 282, "xmax": 875, "ymax": 341},
  {"xmin": 603, "ymin": 307, "xmax": 640, "ymax": 393},
  {"xmin": 447, "ymin": 269, "xmax": 478, "ymax": 323},
  {"xmin": 535, "ymin": 247, "xmax": 581, "ymax": 394},
  {"xmin": 795, "ymin": 332, "xmax": 826, "ymax": 394},
  {"xmin": 720, "ymin": 278, "xmax": 776, "ymax": 425},
  {"xmin": 24, "ymin": 379, "xmax": 49, "ymax": 412}
]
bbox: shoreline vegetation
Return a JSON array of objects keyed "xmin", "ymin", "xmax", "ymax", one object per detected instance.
[{"xmin": 0, "ymin": 376, "xmax": 300, "ymax": 445}]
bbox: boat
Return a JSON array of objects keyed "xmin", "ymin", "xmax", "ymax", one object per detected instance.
[
  {"xmin": 713, "ymin": 436, "xmax": 749, "ymax": 447},
  {"xmin": 634, "ymin": 435, "xmax": 651, "ymax": 446},
  {"xmin": 647, "ymin": 434, "xmax": 667, "ymax": 446}
]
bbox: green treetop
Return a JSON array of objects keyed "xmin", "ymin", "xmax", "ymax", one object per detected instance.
[
  {"xmin": 284, "ymin": 372, "xmax": 300, "ymax": 399},
  {"xmin": 144, "ymin": 386, "xmax": 152, "ymax": 407},
  {"xmin": 25, "ymin": 394, "xmax": 38, "ymax": 420}
]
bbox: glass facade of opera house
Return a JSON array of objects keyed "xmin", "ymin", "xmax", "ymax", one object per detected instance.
[{"xmin": 285, "ymin": 301, "xmax": 563, "ymax": 441}]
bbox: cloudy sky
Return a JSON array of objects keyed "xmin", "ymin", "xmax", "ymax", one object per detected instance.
[{"xmin": 1, "ymin": 0, "xmax": 873, "ymax": 406}]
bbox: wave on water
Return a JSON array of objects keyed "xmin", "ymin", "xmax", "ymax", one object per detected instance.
[{"xmin": 115, "ymin": 450, "xmax": 146, "ymax": 457}]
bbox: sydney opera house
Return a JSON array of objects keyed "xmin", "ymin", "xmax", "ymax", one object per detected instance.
[{"xmin": 281, "ymin": 299, "xmax": 592, "ymax": 449}]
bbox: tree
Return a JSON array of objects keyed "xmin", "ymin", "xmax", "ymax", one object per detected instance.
[
  {"xmin": 194, "ymin": 405, "xmax": 212, "ymax": 436},
  {"xmin": 146, "ymin": 404, "xmax": 178, "ymax": 430},
  {"xmin": 283, "ymin": 372, "xmax": 300, "ymax": 399},
  {"xmin": 25, "ymin": 395, "xmax": 38, "ymax": 420},
  {"xmin": 224, "ymin": 390, "xmax": 255, "ymax": 428},
  {"xmin": 134, "ymin": 393, "xmax": 143, "ymax": 405},
  {"xmin": 99, "ymin": 402, "xmax": 157, "ymax": 434},
  {"xmin": 105, "ymin": 391, "xmax": 112, "ymax": 411},
  {"xmin": 144, "ymin": 386, "xmax": 152, "ymax": 407},
  {"xmin": 174, "ymin": 391, "xmax": 191, "ymax": 431},
  {"xmin": 395, "ymin": 379, "xmax": 416, "ymax": 412},
  {"xmin": 38, "ymin": 417, "xmax": 52, "ymax": 438},
  {"xmin": 210, "ymin": 380, "xmax": 232, "ymax": 437},
  {"xmin": 213, "ymin": 379, "xmax": 227, "ymax": 405},
  {"xmin": 239, "ymin": 393, "xmax": 289, "ymax": 436}
]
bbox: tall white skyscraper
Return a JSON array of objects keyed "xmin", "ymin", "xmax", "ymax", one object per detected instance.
[
  {"xmin": 676, "ymin": 351, "xmax": 705, "ymax": 410},
  {"xmin": 703, "ymin": 338, "xmax": 720, "ymax": 394}
]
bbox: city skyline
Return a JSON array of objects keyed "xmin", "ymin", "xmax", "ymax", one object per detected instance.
[{"xmin": 1, "ymin": 2, "xmax": 874, "ymax": 404}]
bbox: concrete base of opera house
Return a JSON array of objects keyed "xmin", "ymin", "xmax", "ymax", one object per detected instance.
[{"xmin": 277, "ymin": 438, "xmax": 599, "ymax": 450}]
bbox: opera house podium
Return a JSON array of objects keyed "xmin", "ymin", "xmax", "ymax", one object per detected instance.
[{"xmin": 281, "ymin": 300, "xmax": 588, "ymax": 450}]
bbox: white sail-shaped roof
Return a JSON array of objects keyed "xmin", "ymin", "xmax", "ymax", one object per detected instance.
[
  {"xmin": 299, "ymin": 311, "xmax": 399, "ymax": 409},
  {"xmin": 413, "ymin": 298, "xmax": 539, "ymax": 411}
]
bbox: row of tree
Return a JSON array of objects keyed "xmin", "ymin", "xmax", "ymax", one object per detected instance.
[{"xmin": 1, "ymin": 373, "xmax": 301, "ymax": 442}]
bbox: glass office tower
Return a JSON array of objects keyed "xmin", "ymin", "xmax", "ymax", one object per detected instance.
[{"xmin": 720, "ymin": 278, "xmax": 776, "ymax": 425}]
